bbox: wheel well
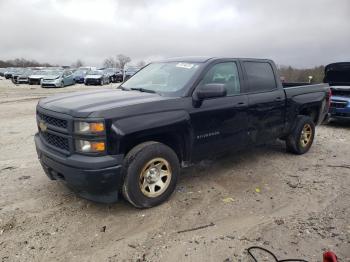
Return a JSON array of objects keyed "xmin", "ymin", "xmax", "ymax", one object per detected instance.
[
  {"xmin": 299, "ymin": 106, "xmax": 319, "ymax": 123},
  {"xmin": 122, "ymin": 132, "xmax": 186, "ymax": 163}
]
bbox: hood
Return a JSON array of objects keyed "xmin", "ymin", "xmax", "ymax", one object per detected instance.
[
  {"xmin": 38, "ymin": 89, "xmax": 167, "ymax": 118},
  {"xmin": 30, "ymin": 74, "xmax": 44, "ymax": 79},
  {"xmin": 85, "ymin": 75, "xmax": 102, "ymax": 79},
  {"xmin": 43, "ymin": 75, "xmax": 61, "ymax": 80},
  {"xmin": 74, "ymin": 73, "xmax": 85, "ymax": 78}
]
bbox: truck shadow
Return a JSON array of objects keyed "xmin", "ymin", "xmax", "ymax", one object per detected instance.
[
  {"xmin": 324, "ymin": 120, "xmax": 350, "ymax": 129},
  {"xmin": 179, "ymin": 139, "xmax": 286, "ymax": 183},
  {"xmin": 67, "ymin": 140, "xmax": 288, "ymax": 212}
]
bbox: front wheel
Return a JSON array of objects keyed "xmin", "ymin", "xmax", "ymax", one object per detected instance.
[
  {"xmin": 122, "ymin": 142, "xmax": 179, "ymax": 208},
  {"xmin": 286, "ymin": 115, "xmax": 315, "ymax": 155}
]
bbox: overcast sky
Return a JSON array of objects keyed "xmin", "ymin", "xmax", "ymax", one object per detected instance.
[{"xmin": 0, "ymin": 0, "xmax": 349, "ymax": 67}]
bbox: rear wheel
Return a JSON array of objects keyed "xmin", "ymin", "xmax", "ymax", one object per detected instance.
[
  {"xmin": 286, "ymin": 116, "xmax": 315, "ymax": 154},
  {"xmin": 122, "ymin": 142, "xmax": 179, "ymax": 208}
]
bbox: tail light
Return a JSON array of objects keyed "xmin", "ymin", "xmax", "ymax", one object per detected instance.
[{"xmin": 327, "ymin": 88, "xmax": 332, "ymax": 108}]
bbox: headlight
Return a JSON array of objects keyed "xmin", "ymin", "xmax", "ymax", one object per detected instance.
[
  {"xmin": 74, "ymin": 121, "xmax": 105, "ymax": 133},
  {"xmin": 75, "ymin": 140, "xmax": 105, "ymax": 153}
]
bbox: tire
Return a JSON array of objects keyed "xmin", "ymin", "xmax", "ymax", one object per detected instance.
[
  {"xmin": 60, "ymin": 81, "xmax": 64, "ymax": 88},
  {"xmin": 122, "ymin": 141, "xmax": 180, "ymax": 208},
  {"xmin": 286, "ymin": 115, "xmax": 315, "ymax": 155}
]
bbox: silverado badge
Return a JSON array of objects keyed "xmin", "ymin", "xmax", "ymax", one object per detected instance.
[{"xmin": 39, "ymin": 121, "xmax": 48, "ymax": 132}]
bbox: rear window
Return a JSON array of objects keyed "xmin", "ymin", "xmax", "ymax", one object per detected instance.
[{"xmin": 244, "ymin": 62, "xmax": 276, "ymax": 92}]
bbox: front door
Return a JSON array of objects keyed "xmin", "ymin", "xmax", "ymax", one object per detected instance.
[{"xmin": 190, "ymin": 61, "xmax": 249, "ymax": 160}]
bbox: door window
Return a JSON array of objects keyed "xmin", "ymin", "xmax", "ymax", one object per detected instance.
[
  {"xmin": 200, "ymin": 62, "xmax": 240, "ymax": 95},
  {"xmin": 244, "ymin": 62, "xmax": 277, "ymax": 92}
]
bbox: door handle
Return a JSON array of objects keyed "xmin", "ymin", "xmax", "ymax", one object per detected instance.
[
  {"xmin": 236, "ymin": 102, "xmax": 247, "ymax": 107},
  {"xmin": 275, "ymin": 97, "xmax": 283, "ymax": 101}
]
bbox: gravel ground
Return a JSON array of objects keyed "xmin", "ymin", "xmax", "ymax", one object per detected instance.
[{"xmin": 0, "ymin": 78, "xmax": 349, "ymax": 262}]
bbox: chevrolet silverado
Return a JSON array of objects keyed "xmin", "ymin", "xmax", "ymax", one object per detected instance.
[{"xmin": 35, "ymin": 57, "xmax": 330, "ymax": 208}]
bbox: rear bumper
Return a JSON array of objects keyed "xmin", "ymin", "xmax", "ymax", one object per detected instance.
[
  {"xmin": 329, "ymin": 106, "xmax": 350, "ymax": 120},
  {"xmin": 35, "ymin": 133, "xmax": 124, "ymax": 203}
]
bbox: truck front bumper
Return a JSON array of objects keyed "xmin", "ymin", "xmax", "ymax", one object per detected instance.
[{"xmin": 35, "ymin": 134, "xmax": 124, "ymax": 203}]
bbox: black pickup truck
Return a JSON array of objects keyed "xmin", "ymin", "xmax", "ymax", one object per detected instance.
[{"xmin": 35, "ymin": 57, "xmax": 330, "ymax": 208}]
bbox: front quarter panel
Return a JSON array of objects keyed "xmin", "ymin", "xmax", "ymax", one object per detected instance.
[
  {"xmin": 112, "ymin": 110, "xmax": 190, "ymax": 135},
  {"xmin": 110, "ymin": 110, "xmax": 192, "ymax": 155}
]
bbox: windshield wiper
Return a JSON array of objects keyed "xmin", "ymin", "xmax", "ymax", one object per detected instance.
[
  {"xmin": 119, "ymin": 85, "xmax": 130, "ymax": 91},
  {"xmin": 130, "ymin": 87, "xmax": 156, "ymax": 93}
]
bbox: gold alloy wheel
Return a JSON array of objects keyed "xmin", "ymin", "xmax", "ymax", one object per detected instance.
[
  {"xmin": 300, "ymin": 124, "xmax": 313, "ymax": 147},
  {"xmin": 139, "ymin": 158, "xmax": 172, "ymax": 198}
]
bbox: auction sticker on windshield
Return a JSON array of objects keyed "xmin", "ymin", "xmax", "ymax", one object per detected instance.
[{"xmin": 176, "ymin": 63, "xmax": 196, "ymax": 69}]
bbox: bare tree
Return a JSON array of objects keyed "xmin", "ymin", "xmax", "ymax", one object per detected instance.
[
  {"xmin": 137, "ymin": 60, "xmax": 146, "ymax": 68},
  {"xmin": 116, "ymin": 54, "xmax": 131, "ymax": 70},
  {"xmin": 72, "ymin": 59, "xmax": 84, "ymax": 68},
  {"xmin": 103, "ymin": 57, "xmax": 116, "ymax": 68}
]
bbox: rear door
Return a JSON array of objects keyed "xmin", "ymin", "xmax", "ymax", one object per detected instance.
[
  {"xmin": 242, "ymin": 60, "xmax": 286, "ymax": 145},
  {"xmin": 190, "ymin": 60, "xmax": 249, "ymax": 160}
]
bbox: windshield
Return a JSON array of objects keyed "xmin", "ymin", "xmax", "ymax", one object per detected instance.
[
  {"xmin": 74, "ymin": 70, "xmax": 88, "ymax": 75},
  {"xmin": 44, "ymin": 70, "xmax": 62, "ymax": 75},
  {"xmin": 122, "ymin": 62, "xmax": 201, "ymax": 96},
  {"xmin": 88, "ymin": 70, "xmax": 103, "ymax": 75}
]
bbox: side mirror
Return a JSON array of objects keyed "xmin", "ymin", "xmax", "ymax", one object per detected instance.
[
  {"xmin": 196, "ymin": 83, "xmax": 227, "ymax": 99},
  {"xmin": 193, "ymin": 83, "xmax": 227, "ymax": 107}
]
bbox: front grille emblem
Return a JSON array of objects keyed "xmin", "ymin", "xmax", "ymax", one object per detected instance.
[{"xmin": 39, "ymin": 121, "xmax": 48, "ymax": 132}]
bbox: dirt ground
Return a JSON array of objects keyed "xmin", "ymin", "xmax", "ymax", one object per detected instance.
[{"xmin": 0, "ymin": 77, "xmax": 349, "ymax": 262}]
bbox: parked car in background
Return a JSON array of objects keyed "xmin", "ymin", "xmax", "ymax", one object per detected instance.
[
  {"xmin": 12, "ymin": 68, "xmax": 31, "ymax": 84},
  {"xmin": 41, "ymin": 70, "xmax": 75, "ymax": 88},
  {"xmin": 17, "ymin": 69, "xmax": 34, "ymax": 84},
  {"xmin": 116, "ymin": 70, "xmax": 124, "ymax": 82},
  {"xmin": 4, "ymin": 68, "xmax": 18, "ymax": 79},
  {"xmin": 0, "ymin": 68, "xmax": 7, "ymax": 77},
  {"xmin": 84, "ymin": 70, "xmax": 109, "ymax": 85},
  {"xmin": 324, "ymin": 62, "xmax": 350, "ymax": 121},
  {"xmin": 29, "ymin": 68, "xmax": 63, "ymax": 85},
  {"xmin": 73, "ymin": 69, "xmax": 90, "ymax": 83},
  {"xmin": 103, "ymin": 68, "xmax": 121, "ymax": 83},
  {"xmin": 29, "ymin": 70, "xmax": 48, "ymax": 85},
  {"xmin": 123, "ymin": 66, "xmax": 140, "ymax": 81}
]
